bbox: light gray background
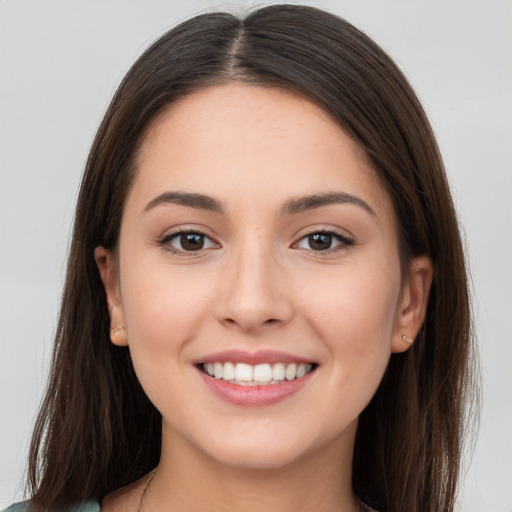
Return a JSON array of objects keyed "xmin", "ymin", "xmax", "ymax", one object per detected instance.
[{"xmin": 1, "ymin": 0, "xmax": 511, "ymax": 510}]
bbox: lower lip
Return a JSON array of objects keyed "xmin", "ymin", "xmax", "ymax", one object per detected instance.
[{"xmin": 196, "ymin": 367, "xmax": 315, "ymax": 406}]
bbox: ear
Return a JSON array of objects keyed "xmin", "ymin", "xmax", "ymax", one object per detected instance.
[
  {"xmin": 391, "ymin": 255, "xmax": 433, "ymax": 353},
  {"xmin": 94, "ymin": 246, "xmax": 128, "ymax": 346}
]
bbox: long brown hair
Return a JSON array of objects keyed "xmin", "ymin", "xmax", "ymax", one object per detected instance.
[{"xmin": 27, "ymin": 5, "xmax": 478, "ymax": 511}]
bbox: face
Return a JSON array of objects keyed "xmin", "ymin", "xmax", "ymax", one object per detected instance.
[{"xmin": 96, "ymin": 83, "xmax": 431, "ymax": 470}]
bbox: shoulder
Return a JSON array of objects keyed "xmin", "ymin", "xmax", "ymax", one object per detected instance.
[{"xmin": 2, "ymin": 501, "xmax": 101, "ymax": 512}]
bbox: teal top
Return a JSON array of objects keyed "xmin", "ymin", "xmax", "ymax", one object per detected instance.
[{"xmin": 2, "ymin": 501, "xmax": 101, "ymax": 512}]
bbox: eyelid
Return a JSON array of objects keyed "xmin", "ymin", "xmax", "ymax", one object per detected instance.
[
  {"xmin": 292, "ymin": 228, "xmax": 354, "ymax": 254},
  {"xmin": 157, "ymin": 227, "xmax": 221, "ymax": 255}
]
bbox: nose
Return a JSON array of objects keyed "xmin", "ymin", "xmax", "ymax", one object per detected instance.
[{"xmin": 214, "ymin": 241, "xmax": 293, "ymax": 334}]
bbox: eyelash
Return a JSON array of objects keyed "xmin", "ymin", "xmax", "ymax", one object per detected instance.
[
  {"xmin": 157, "ymin": 229, "xmax": 219, "ymax": 257},
  {"xmin": 156, "ymin": 228, "xmax": 354, "ymax": 256},
  {"xmin": 294, "ymin": 229, "xmax": 354, "ymax": 255}
]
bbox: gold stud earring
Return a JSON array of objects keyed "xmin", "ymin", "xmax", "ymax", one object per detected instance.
[
  {"xmin": 402, "ymin": 334, "xmax": 414, "ymax": 344},
  {"xmin": 110, "ymin": 325, "xmax": 127, "ymax": 336},
  {"xmin": 110, "ymin": 325, "xmax": 128, "ymax": 345}
]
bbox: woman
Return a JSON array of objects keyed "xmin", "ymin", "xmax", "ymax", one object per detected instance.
[{"xmin": 4, "ymin": 4, "xmax": 477, "ymax": 512}]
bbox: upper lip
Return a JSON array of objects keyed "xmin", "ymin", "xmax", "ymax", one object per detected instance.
[{"xmin": 194, "ymin": 349, "xmax": 316, "ymax": 366}]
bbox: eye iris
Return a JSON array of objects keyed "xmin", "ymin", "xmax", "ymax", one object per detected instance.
[
  {"xmin": 309, "ymin": 233, "xmax": 332, "ymax": 250},
  {"xmin": 180, "ymin": 233, "xmax": 204, "ymax": 251}
]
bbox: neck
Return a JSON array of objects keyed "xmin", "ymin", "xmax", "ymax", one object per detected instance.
[{"xmin": 144, "ymin": 419, "xmax": 361, "ymax": 512}]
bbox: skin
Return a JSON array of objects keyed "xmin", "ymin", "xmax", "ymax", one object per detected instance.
[{"xmin": 96, "ymin": 83, "xmax": 432, "ymax": 512}]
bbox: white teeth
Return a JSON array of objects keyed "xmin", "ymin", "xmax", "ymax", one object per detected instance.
[
  {"xmin": 234, "ymin": 363, "xmax": 253, "ymax": 382},
  {"xmin": 202, "ymin": 361, "xmax": 314, "ymax": 384},
  {"xmin": 223, "ymin": 362, "xmax": 235, "ymax": 380},
  {"xmin": 296, "ymin": 364, "xmax": 307, "ymax": 379},
  {"xmin": 253, "ymin": 364, "xmax": 272, "ymax": 382},
  {"xmin": 213, "ymin": 362, "xmax": 223, "ymax": 379},
  {"xmin": 285, "ymin": 363, "xmax": 297, "ymax": 381},
  {"xmin": 272, "ymin": 363, "xmax": 285, "ymax": 381}
]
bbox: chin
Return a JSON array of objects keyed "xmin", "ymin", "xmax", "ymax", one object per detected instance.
[
  {"xmin": 195, "ymin": 426, "xmax": 332, "ymax": 471},
  {"xmin": 208, "ymin": 444, "xmax": 307, "ymax": 470}
]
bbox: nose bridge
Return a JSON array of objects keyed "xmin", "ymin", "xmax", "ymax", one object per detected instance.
[{"xmin": 215, "ymin": 233, "xmax": 292, "ymax": 332}]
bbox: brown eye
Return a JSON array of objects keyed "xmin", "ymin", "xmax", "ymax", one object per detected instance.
[
  {"xmin": 295, "ymin": 231, "xmax": 352, "ymax": 252},
  {"xmin": 180, "ymin": 233, "xmax": 205, "ymax": 251},
  {"xmin": 308, "ymin": 233, "xmax": 333, "ymax": 251},
  {"xmin": 161, "ymin": 231, "xmax": 217, "ymax": 253}
]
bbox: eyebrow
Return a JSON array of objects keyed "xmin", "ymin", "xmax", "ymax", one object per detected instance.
[
  {"xmin": 143, "ymin": 191, "xmax": 224, "ymax": 214},
  {"xmin": 143, "ymin": 190, "xmax": 375, "ymax": 217},
  {"xmin": 280, "ymin": 192, "xmax": 376, "ymax": 217}
]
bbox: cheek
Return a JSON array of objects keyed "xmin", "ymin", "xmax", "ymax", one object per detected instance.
[
  {"xmin": 299, "ymin": 260, "xmax": 401, "ymax": 373},
  {"xmin": 119, "ymin": 259, "xmax": 216, "ymax": 369}
]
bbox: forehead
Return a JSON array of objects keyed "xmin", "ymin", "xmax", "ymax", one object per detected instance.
[
  {"xmin": 129, "ymin": 83, "xmax": 394, "ymax": 223},
  {"xmin": 139, "ymin": 83, "xmax": 367, "ymax": 167}
]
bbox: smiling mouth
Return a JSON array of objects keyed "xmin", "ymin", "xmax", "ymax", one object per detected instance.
[{"xmin": 198, "ymin": 362, "xmax": 317, "ymax": 386}]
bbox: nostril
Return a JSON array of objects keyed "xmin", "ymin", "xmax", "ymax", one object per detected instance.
[
  {"xmin": 224, "ymin": 318, "xmax": 277, "ymax": 325},
  {"xmin": 221, "ymin": 315, "xmax": 284, "ymax": 332}
]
